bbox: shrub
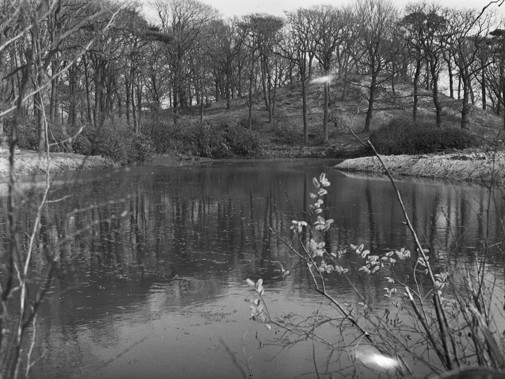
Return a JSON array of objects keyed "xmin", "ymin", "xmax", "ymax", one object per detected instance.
[
  {"xmin": 146, "ymin": 119, "xmax": 178, "ymax": 154},
  {"xmin": 438, "ymin": 128, "xmax": 477, "ymax": 150},
  {"xmin": 239, "ymin": 115, "xmax": 262, "ymax": 129},
  {"xmin": 225, "ymin": 125, "xmax": 261, "ymax": 156},
  {"xmin": 189, "ymin": 122, "xmax": 232, "ymax": 158},
  {"xmin": 16, "ymin": 123, "xmax": 39, "ymax": 150},
  {"xmin": 86, "ymin": 121, "xmax": 155, "ymax": 164},
  {"xmin": 369, "ymin": 117, "xmax": 478, "ymax": 155},
  {"xmin": 144, "ymin": 114, "xmax": 261, "ymax": 158},
  {"xmin": 211, "ymin": 114, "xmax": 239, "ymax": 129},
  {"xmin": 72, "ymin": 134, "xmax": 92, "ymax": 155},
  {"xmin": 8, "ymin": 119, "xmax": 70, "ymax": 152},
  {"xmin": 131, "ymin": 133, "xmax": 156, "ymax": 162},
  {"xmin": 88, "ymin": 124, "xmax": 128, "ymax": 163},
  {"xmin": 272, "ymin": 117, "xmax": 302, "ymax": 145},
  {"xmin": 47, "ymin": 122, "xmax": 76, "ymax": 152}
]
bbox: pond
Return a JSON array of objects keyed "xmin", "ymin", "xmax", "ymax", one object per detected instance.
[{"xmin": 5, "ymin": 159, "xmax": 505, "ymax": 378}]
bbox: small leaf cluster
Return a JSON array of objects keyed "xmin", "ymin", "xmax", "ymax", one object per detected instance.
[
  {"xmin": 246, "ymin": 278, "xmax": 271, "ymax": 328},
  {"xmin": 357, "ymin": 246, "xmax": 411, "ymax": 274},
  {"xmin": 291, "ymin": 173, "xmax": 347, "ymax": 275}
]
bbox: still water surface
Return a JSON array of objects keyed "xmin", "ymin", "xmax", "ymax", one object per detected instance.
[{"xmin": 11, "ymin": 159, "xmax": 505, "ymax": 378}]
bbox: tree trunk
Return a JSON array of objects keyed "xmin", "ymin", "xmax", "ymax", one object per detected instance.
[
  {"xmin": 237, "ymin": 63, "xmax": 243, "ymax": 97},
  {"xmin": 413, "ymin": 59, "xmax": 421, "ymax": 123},
  {"xmin": 36, "ymin": 73, "xmax": 46, "ymax": 153},
  {"xmin": 301, "ymin": 77, "xmax": 308, "ymax": 145},
  {"xmin": 266, "ymin": 61, "xmax": 273, "ymax": 122},
  {"xmin": 68, "ymin": 65, "xmax": 77, "ymax": 129},
  {"xmin": 271, "ymin": 67, "xmax": 278, "ymax": 121},
  {"xmin": 83, "ymin": 57, "xmax": 92, "ymax": 124},
  {"xmin": 131, "ymin": 84, "xmax": 137, "ymax": 132},
  {"xmin": 226, "ymin": 65, "xmax": 231, "ymax": 110},
  {"xmin": 499, "ymin": 81, "xmax": 505, "ymax": 129},
  {"xmin": 49, "ymin": 74, "xmax": 57, "ymax": 122},
  {"xmin": 457, "ymin": 76, "xmax": 461, "ymax": 100},
  {"xmin": 200, "ymin": 77, "xmax": 205, "ymax": 123},
  {"xmin": 481, "ymin": 68, "xmax": 486, "ymax": 111},
  {"xmin": 261, "ymin": 56, "xmax": 270, "ymax": 119},
  {"xmin": 461, "ymin": 77, "xmax": 470, "ymax": 129},
  {"xmin": 364, "ymin": 71, "xmax": 377, "ymax": 132},
  {"xmin": 248, "ymin": 54, "xmax": 255, "ymax": 129},
  {"xmin": 391, "ymin": 71, "xmax": 396, "ymax": 101},
  {"xmin": 173, "ymin": 59, "xmax": 181, "ymax": 126},
  {"xmin": 425, "ymin": 61, "xmax": 431, "ymax": 90},
  {"xmin": 430, "ymin": 61, "xmax": 442, "ymax": 127},
  {"xmin": 136, "ymin": 82, "xmax": 142, "ymax": 134},
  {"xmin": 447, "ymin": 57, "xmax": 454, "ymax": 98},
  {"xmin": 323, "ymin": 81, "xmax": 329, "ymax": 143},
  {"xmin": 125, "ymin": 78, "xmax": 131, "ymax": 127},
  {"xmin": 342, "ymin": 70, "xmax": 348, "ymax": 100},
  {"xmin": 149, "ymin": 73, "xmax": 160, "ymax": 112}
]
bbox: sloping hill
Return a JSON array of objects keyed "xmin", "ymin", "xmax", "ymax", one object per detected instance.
[{"xmin": 196, "ymin": 75, "xmax": 504, "ymax": 157}]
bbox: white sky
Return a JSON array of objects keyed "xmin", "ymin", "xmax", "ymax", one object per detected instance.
[
  {"xmin": 141, "ymin": 0, "xmax": 504, "ymax": 20},
  {"xmin": 202, "ymin": 0, "xmax": 501, "ymax": 17}
]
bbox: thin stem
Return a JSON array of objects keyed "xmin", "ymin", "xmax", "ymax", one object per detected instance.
[{"xmin": 347, "ymin": 127, "xmax": 454, "ymax": 368}]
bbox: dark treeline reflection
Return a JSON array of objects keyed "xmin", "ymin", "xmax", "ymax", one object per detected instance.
[
  {"xmin": 2, "ymin": 161, "xmax": 505, "ymax": 294},
  {"xmin": 327, "ymin": 172, "xmax": 505, "ymax": 265},
  {"xmin": 2, "ymin": 160, "xmax": 505, "ymax": 378},
  {"xmin": 2, "ymin": 161, "xmax": 504, "ymax": 297}
]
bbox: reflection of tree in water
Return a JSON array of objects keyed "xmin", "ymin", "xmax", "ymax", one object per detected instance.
[
  {"xmin": 327, "ymin": 175, "xmax": 505, "ymax": 264},
  {"xmin": 2, "ymin": 162, "xmax": 505, "ymax": 377},
  {"xmin": 2, "ymin": 165, "xmax": 505, "ymax": 287}
]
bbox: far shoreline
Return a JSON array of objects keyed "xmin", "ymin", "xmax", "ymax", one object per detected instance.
[
  {"xmin": 335, "ymin": 151, "xmax": 505, "ymax": 185},
  {"xmin": 3, "ymin": 148, "xmax": 504, "ymax": 187}
]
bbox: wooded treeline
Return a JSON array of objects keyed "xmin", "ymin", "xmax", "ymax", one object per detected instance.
[{"xmin": 1, "ymin": 0, "xmax": 504, "ymax": 150}]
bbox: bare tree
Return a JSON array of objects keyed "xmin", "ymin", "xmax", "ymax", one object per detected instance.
[
  {"xmin": 311, "ymin": 5, "xmax": 345, "ymax": 143},
  {"xmin": 400, "ymin": 4, "xmax": 430, "ymax": 123},
  {"xmin": 238, "ymin": 14, "xmax": 283, "ymax": 128},
  {"xmin": 449, "ymin": 8, "xmax": 492, "ymax": 129},
  {"xmin": 354, "ymin": 0, "xmax": 399, "ymax": 132},
  {"xmin": 206, "ymin": 19, "xmax": 244, "ymax": 110},
  {"xmin": 155, "ymin": 0, "xmax": 217, "ymax": 125},
  {"xmin": 417, "ymin": 4, "xmax": 450, "ymax": 127},
  {"xmin": 485, "ymin": 27, "xmax": 505, "ymax": 128},
  {"xmin": 0, "ymin": 2, "xmax": 120, "ymax": 377},
  {"xmin": 280, "ymin": 9, "xmax": 317, "ymax": 144}
]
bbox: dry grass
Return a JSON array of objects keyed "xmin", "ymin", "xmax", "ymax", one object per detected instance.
[
  {"xmin": 336, "ymin": 151, "xmax": 505, "ymax": 184},
  {"xmin": 0, "ymin": 149, "xmax": 115, "ymax": 178}
]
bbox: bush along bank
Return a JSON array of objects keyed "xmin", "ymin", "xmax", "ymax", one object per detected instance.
[
  {"xmin": 8, "ymin": 114, "xmax": 264, "ymax": 164},
  {"xmin": 9, "ymin": 118, "xmax": 156, "ymax": 165},
  {"xmin": 333, "ymin": 116, "xmax": 505, "ymax": 184},
  {"xmin": 147, "ymin": 114, "xmax": 262, "ymax": 159},
  {"xmin": 368, "ymin": 116, "xmax": 478, "ymax": 155}
]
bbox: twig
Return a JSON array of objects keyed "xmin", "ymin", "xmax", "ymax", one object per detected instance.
[
  {"xmin": 346, "ymin": 126, "xmax": 454, "ymax": 369},
  {"xmin": 270, "ymin": 227, "xmax": 374, "ymax": 344}
]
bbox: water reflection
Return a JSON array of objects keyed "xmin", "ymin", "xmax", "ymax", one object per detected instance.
[{"xmin": 2, "ymin": 160, "xmax": 504, "ymax": 378}]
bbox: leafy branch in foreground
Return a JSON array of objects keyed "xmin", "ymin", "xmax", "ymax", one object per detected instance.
[{"xmin": 246, "ymin": 169, "xmax": 505, "ymax": 377}]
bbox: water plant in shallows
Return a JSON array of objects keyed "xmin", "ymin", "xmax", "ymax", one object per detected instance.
[{"xmin": 247, "ymin": 171, "xmax": 505, "ymax": 378}]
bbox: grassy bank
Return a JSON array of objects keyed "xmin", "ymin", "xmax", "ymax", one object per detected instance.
[
  {"xmin": 4, "ymin": 75, "xmax": 505, "ymax": 179},
  {"xmin": 0, "ymin": 149, "xmax": 116, "ymax": 178},
  {"xmin": 335, "ymin": 150, "xmax": 505, "ymax": 184}
]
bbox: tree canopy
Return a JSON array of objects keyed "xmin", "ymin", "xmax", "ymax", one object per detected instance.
[{"xmin": 1, "ymin": 0, "xmax": 505, "ymax": 154}]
